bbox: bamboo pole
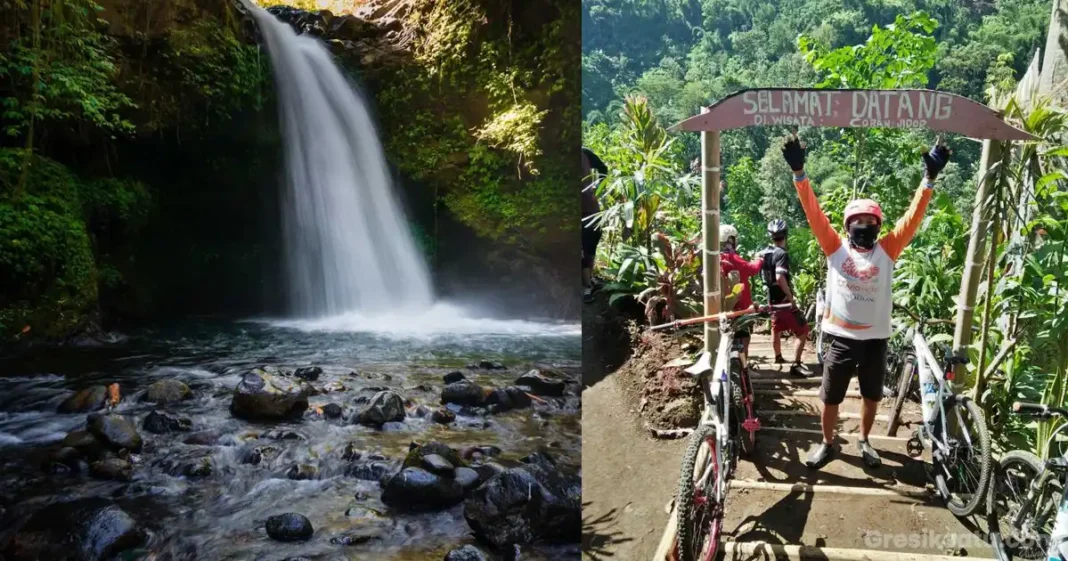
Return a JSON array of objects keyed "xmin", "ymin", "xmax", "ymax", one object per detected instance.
[
  {"xmin": 700, "ymin": 108, "xmax": 722, "ymax": 353},
  {"xmin": 952, "ymin": 138, "xmax": 1003, "ymax": 384},
  {"xmin": 974, "ymin": 202, "xmax": 1002, "ymax": 399}
]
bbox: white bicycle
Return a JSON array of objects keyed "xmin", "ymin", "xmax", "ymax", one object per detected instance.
[{"xmin": 887, "ymin": 304, "xmax": 992, "ymax": 517}]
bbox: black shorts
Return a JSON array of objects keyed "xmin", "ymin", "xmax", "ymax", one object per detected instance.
[
  {"xmin": 819, "ymin": 334, "xmax": 888, "ymax": 405},
  {"xmin": 582, "ymin": 222, "xmax": 602, "ymax": 268}
]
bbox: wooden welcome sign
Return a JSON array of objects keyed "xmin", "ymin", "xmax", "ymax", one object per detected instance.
[{"xmin": 671, "ymin": 88, "xmax": 1036, "ymax": 140}]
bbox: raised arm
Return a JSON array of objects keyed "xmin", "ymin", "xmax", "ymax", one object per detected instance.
[
  {"xmin": 781, "ymin": 136, "xmax": 841, "ymax": 257},
  {"xmin": 878, "ymin": 181, "xmax": 933, "ymax": 261},
  {"xmin": 879, "ymin": 141, "xmax": 952, "ymax": 261}
]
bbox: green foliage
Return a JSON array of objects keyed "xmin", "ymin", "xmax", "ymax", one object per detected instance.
[
  {"xmin": 0, "ymin": 0, "xmax": 135, "ymax": 139},
  {"xmin": 799, "ymin": 12, "xmax": 938, "ymax": 89},
  {"xmin": 0, "ymin": 150, "xmax": 98, "ymax": 338}
]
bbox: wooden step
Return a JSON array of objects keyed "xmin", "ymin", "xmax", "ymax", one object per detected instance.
[{"xmin": 722, "ymin": 542, "xmax": 995, "ymax": 560}]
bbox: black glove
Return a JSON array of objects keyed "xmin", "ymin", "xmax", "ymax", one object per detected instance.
[
  {"xmin": 781, "ymin": 137, "xmax": 806, "ymax": 172},
  {"xmin": 922, "ymin": 143, "xmax": 951, "ymax": 180}
]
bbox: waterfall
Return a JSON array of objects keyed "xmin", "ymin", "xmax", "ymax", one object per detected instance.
[{"xmin": 251, "ymin": 7, "xmax": 434, "ymax": 318}]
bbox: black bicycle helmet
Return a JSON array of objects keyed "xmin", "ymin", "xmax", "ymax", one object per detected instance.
[
  {"xmin": 767, "ymin": 219, "xmax": 788, "ymax": 237},
  {"xmin": 582, "ymin": 147, "xmax": 608, "ymax": 177}
]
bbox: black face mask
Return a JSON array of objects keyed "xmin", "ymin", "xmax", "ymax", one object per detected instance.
[{"xmin": 848, "ymin": 223, "xmax": 879, "ymax": 249}]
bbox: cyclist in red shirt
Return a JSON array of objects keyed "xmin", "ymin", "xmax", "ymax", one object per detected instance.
[{"xmin": 719, "ymin": 224, "xmax": 762, "ymax": 367}]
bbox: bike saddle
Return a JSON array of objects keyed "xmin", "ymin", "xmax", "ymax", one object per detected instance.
[{"xmin": 685, "ymin": 352, "xmax": 713, "ymax": 376}]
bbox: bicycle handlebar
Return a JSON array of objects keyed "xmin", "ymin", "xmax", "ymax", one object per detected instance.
[
  {"xmin": 649, "ymin": 303, "xmax": 794, "ymax": 332},
  {"xmin": 1013, "ymin": 401, "xmax": 1068, "ymax": 419},
  {"xmin": 892, "ymin": 303, "xmax": 954, "ymax": 326}
]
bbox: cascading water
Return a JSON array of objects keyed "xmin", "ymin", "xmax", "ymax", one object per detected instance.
[{"xmin": 251, "ymin": 6, "xmax": 434, "ymax": 318}]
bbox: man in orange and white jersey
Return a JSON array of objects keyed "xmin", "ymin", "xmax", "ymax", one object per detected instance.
[{"xmin": 781, "ymin": 134, "xmax": 951, "ymax": 470}]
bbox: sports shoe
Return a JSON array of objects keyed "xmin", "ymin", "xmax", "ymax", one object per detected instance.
[
  {"xmin": 806, "ymin": 441, "xmax": 836, "ymax": 469},
  {"xmin": 775, "ymin": 354, "xmax": 786, "ymax": 365},
  {"xmin": 858, "ymin": 439, "xmax": 882, "ymax": 468},
  {"xmin": 583, "ymin": 287, "xmax": 594, "ymax": 303},
  {"xmin": 789, "ymin": 362, "xmax": 810, "ymax": 378}
]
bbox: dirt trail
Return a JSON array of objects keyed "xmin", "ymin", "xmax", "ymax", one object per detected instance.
[{"xmin": 583, "ymin": 332, "xmax": 1000, "ymax": 560}]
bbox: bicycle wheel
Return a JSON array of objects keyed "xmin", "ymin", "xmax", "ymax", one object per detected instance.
[
  {"xmin": 990, "ymin": 450, "xmax": 1061, "ymax": 560},
  {"xmin": 676, "ymin": 424, "xmax": 722, "ymax": 561},
  {"xmin": 886, "ymin": 353, "xmax": 916, "ymax": 437},
  {"xmin": 734, "ymin": 360, "xmax": 757, "ymax": 457},
  {"xmin": 942, "ymin": 396, "xmax": 992, "ymax": 517}
]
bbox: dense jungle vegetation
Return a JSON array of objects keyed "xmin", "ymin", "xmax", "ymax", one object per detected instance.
[
  {"xmin": 0, "ymin": 0, "xmax": 579, "ymax": 341},
  {"xmin": 582, "ymin": 0, "xmax": 1068, "ymax": 452}
]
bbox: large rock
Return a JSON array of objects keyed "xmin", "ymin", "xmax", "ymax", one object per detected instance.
[
  {"xmin": 404, "ymin": 442, "xmax": 465, "ymax": 470},
  {"xmin": 356, "ymin": 391, "xmax": 405, "ymax": 426},
  {"xmin": 142, "ymin": 379, "xmax": 191, "ymax": 404},
  {"xmin": 345, "ymin": 461, "xmax": 395, "ymax": 483},
  {"xmin": 230, "ymin": 369, "xmax": 309, "ymax": 420},
  {"xmin": 514, "ymin": 370, "xmax": 566, "ymax": 397},
  {"xmin": 57, "ymin": 386, "xmax": 109, "ymax": 414},
  {"xmin": 89, "ymin": 458, "xmax": 133, "ymax": 481},
  {"xmin": 445, "ymin": 545, "xmax": 493, "ymax": 561},
  {"xmin": 381, "ymin": 467, "xmax": 463, "ymax": 511},
  {"xmin": 463, "ymin": 454, "xmax": 581, "ymax": 547},
  {"xmin": 265, "ymin": 513, "xmax": 313, "ymax": 542},
  {"xmin": 142, "ymin": 411, "xmax": 192, "ymax": 434},
  {"xmin": 441, "ymin": 381, "xmax": 485, "ymax": 406},
  {"xmin": 87, "ymin": 414, "xmax": 142, "ymax": 452},
  {"xmin": 58, "ymin": 430, "xmax": 105, "ymax": 460},
  {"xmin": 443, "ymin": 371, "xmax": 467, "ymax": 384},
  {"xmin": 4, "ymin": 498, "xmax": 146, "ymax": 560},
  {"xmin": 293, "ymin": 367, "xmax": 322, "ymax": 381}
]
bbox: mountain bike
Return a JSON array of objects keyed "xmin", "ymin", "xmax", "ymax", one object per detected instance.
[
  {"xmin": 654, "ymin": 303, "xmax": 789, "ymax": 561},
  {"xmin": 887, "ymin": 304, "xmax": 991, "ymax": 517},
  {"xmin": 990, "ymin": 402, "xmax": 1068, "ymax": 561}
]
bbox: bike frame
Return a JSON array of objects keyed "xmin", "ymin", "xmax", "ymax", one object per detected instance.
[
  {"xmin": 913, "ymin": 329, "xmax": 968, "ymax": 458},
  {"xmin": 689, "ymin": 317, "xmax": 738, "ymax": 510}
]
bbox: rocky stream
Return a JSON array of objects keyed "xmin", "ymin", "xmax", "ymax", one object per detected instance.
[{"xmin": 0, "ymin": 318, "xmax": 580, "ymax": 561}]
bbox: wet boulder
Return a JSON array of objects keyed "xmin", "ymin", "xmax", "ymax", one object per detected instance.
[
  {"xmin": 404, "ymin": 442, "xmax": 465, "ymax": 470},
  {"xmin": 293, "ymin": 367, "xmax": 322, "ymax": 381},
  {"xmin": 4, "ymin": 497, "xmax": 146, "ymax": 561},
  {"xmin": 142, "ymin": 379, "xmax": 192, "ymax": 404},
  {"xmin": 484, "ymin": 388, "xmax": 514, "ymax": 414},
  {"xmin": 443, "ymin": 371, "xmax": 467, "ymax": 384},
  {"xmin": 89, "ymin": 458, "xmax": 133, "ymax": 481},
  {"xmin": 505, "ymin": 387, "xmax": 533, "ymax": 409},
  {"xmin": 514, "ymin": 370, "xmax": 566, "ymax": 397},
  {"xmin": 57, "ymin": 386, "xmax": 109, "ymax": 413},
  {"xmin": 454, "ymin": 467, "xmax": 482, "ymax": 490},
  {"xmin": 265, "ymin": 513, "xmax": 313, "ymax": 542},
  {"xmin": 87, "ymin": 414, "xmax": 142, "ymax": 452},
  {"xmin": 230, "ymin": 368, "xmax": 309, "ymax": 420},
  {"xmin": 142, "ymin": 411, "xmax": 192, "ymax": 434},
  {"xmin": 463, "ymin": 454, "xmax": 581, "ymax": 547},
  {"xmin": 322, "ymin": 403, "xmax": 344, "ymax": 419},
  {"xmin": 421, "ymin": 454, "xmax": 454, "ymax": 475},
  {"xmin": 431, "ymin": 408, "xmax": 456, "ymax": 424},
  {"xmin": 381, "ymin": 467, "xmax": 464, "ymax": 511},
  {"xmin": 345, "ymin": 461, "xmax": 394, "ymax": 483},
  {"xmin": 442, "ymin": 381, "xmax": 485, "ymax": 406},
  {"xmin": 356, "ymin": 391, "xmax": 405, "ymax": 426},
  {"xmin": 445, "ymin": 545, "xmax": 493, "ymax": 561}
]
